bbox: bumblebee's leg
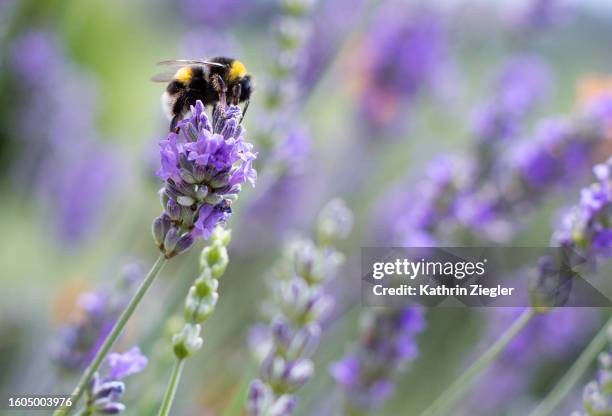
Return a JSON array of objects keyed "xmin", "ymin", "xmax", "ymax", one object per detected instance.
[
  {"xmin": 211, "ymin": 74, "xmax": 227, "ymax": 109},
  {"xmin": 170, "ymin": 115, "xmax": 181, "ymax": 132},
  {"xmin": 231, "ymin": 84, "xmax": 242, "ymax": 106},
  {"xmin": 169, "ymin": 92, "xmax": 188, "ymax": 132},
  {"xmin": 239, "ymin": 100, "xmax": 250, "ymax": 124}
]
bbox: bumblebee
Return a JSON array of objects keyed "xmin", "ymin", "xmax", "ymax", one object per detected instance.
[{"xmin": 153, "ymin": 57, "xmax": 253, "ymax": 130}]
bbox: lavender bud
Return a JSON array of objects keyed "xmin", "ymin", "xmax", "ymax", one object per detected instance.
[
  {"xmin": 283, "ymin": 360, "xmax": 314, "ymax": 392},
  {"xmin": 166, "ymin": 199, "xmax": 181, "ymax": 221},
  {"xmin": 92, "ymin": 381, "xmax": 125, "ymax": 400},
  {"xmin": 97, "ymin": 402, "xmax": 126, "ymax": 415},
  {"xmin": 200, "ymin": 243, "xmax": 229, "ymax": 278},
  {"xmin": 180, "ymin": 206, "xmax": 195, "ymax": 227},
  {"xmin": 194, "ymin": 185, "xmax": 209, "ymax": 201},
  {"xmin": 269, "ymin": 395, "xmax": 298, "ymax": 416},
  {"xmin": 247, "ymin": 379, "xmax": 272, "ymax": 416},
  {"xmin": 172, "ymin": 323, "xmax": 203, "ymax": 359},
  {"xmin": 192, "ymin": 164, "xmax": 207, "ymax": 183},
  {"xmin": 172, "ymin": 233, "xmax": 195, "ymax": 258},
  {"xmin": 211, "ymin": 227, "xmax": 232, "ymax": 246},
  {"xmin": 194, "ymin": 270, "xmax": 218, "ymax": 297},
  {"xmin": 316, "ymin": 198, "xmax": 354, "ymax": 246},
  {"xmin": 177, "ymin": 195, "xmax": 195, "ymax": 206},
  {"xmin": 152, "ymin": 215, "xmax": 171, "ymax": 247},
  {"xmin": 163, "ymin": 227, "xmax": 180, "ymax": 253},
  {"xmin": 184, "ymin": 286, "xmax": 218, "ymax": 323},
  {"xmin": 203, "ymin": 193, "xmax": 224, "ymax": 205},
  {"xmin": 179, "ymin": 168, "xmax": 196, "ymax": 184},
  {"xmin": 210, "ymin": 172, "xmax": 231, "ymax": 188},
  {"xmin": 286, "ymin": 324, "xmax": 320, "ymax": 360}
]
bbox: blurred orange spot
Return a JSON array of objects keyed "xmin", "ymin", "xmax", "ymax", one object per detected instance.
[
  {"xmin": 576, "ymin": 75, "xmax": 612, "ymax": 149},
  {"xmin": 576, "ymin": 75, "xmax": 612, "ymax": 107},
  {"xmin": 51, "ymin": 277, "xmax": 90, "ymax": 324}
]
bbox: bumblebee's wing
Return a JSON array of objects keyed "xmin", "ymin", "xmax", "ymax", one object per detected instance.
[
  {"xmin": 157, "ymin": 59, "xmax": 226, "ymax": 68},
  {"xmin": 151, "ymin": 70, "xmax": 176, "ymax": 82}
]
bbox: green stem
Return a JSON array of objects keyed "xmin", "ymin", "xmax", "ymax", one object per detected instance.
[
  {"xmin": 529, "ymin": 314, "xmax": 612, "ymax": 416},
  {"xmin": 54, "ymin": 254, "xmax": 167, "ymax": 416},
  {"xmin": 420, "ymin": 308, "xmax": 536, "ymax": 416},
  {"xmin": 158, "ymin": 359, "xmax": 185, "ymax": 416}
]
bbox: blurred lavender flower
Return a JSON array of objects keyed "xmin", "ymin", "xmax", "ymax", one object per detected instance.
[
  {"xmin": 468, "ymin": 160, "xmax": 612, "ymax": 413},
  {"xmin": 7, "ymin": 30, "xmax": 123, "ymax": 244},
  {"xmin": 510, "ymin": 0, "xmax": 570, "ymax": 32},
  {"xmin": 369, "ymin": 68, "xmax": 612, "ymax": 416},
  {"xmin": 180, "ymin": 28, "xmax": 239, "ymax": 60},
  {"xmin": 511, "ymin": 118, "xmax": 588, "ymax": 191},
  {"xmin": 152, "ymin": 101, "xmax": 256, "ymax": 258},
  {"xmin": 261, "ymin": 0, "xmax": 317, "ymax": 114},
  {"xmin": 386, "ymin": 92, "xmax": 610, "ymax": 246},
  {"xmin": 238, "ymin": 128, "xmax": 311, "ymax": 251},
  {"xmin": 247, "ymin": 199, "xmax": 353, "ymax": 416},
  {"xmin": 391, "ymin": 155, "xmax": 469, "ymax": 246},
  {"xmin": 356, "ymin": 5, "xmax": 448, "ymax": 130},
  {"xmin": 82, "ymin": 346, "xmax": 147, "ymax": 415},
  {"xmin": 54, "ymin": 264, "xmax": 143, "ymax": 373},
  {"xmin": 472, "ymin": 56, "xmax": 552, "ymax": 144},
  {"xmin": 177, "ymin": 0, "xmax": 259, "ymax": 27},
  {"xmin": 330, "ymin": 307, "xmax": 425, "ymax": 414},
  {"xmin": 297, "ymin": 0, "xmax": 366, "ymax": 89},
  {"xmin": 573, "ymin": 330, "xmax": 612, "ymax": 416},
  {"xmin": 554, "ymin": 158, "xmax": 612, "ymax": 258}
]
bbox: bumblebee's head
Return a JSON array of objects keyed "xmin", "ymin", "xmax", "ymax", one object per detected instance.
[{"xmin": 238, "ymin": 74, "xmax": 254, "ymax": 102}]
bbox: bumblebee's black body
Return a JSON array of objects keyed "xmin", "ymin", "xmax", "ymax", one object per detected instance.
[{"xmin": 155, "ymin": 56, "xmax": 253, "ymax": 130}]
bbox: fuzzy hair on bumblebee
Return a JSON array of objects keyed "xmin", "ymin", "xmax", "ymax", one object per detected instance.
[{"xmin": 152, "ymin": 57, "xmax": 253, "ymax": 130}]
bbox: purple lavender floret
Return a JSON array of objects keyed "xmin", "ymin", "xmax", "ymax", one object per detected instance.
[
  {"xmin": 330, "ymin": 307, "xmax": 425, "ymax": 413},
  {"xmin": 153, "ymin": 101, "xmax": 257, "ymax": 258},
  {"xmin": 84, "ymin": 347, "xmax": 148, "ymax": 415}
]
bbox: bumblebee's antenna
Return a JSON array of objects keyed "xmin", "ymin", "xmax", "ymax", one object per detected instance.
[{"xmin": 157, "ymin": 59, "xmax": 226, "ymax": 68}]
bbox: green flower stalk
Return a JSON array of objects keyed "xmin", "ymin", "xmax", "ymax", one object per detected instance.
[{"xmin": 157, "ymin": 226, "xmax": 231, "ymax": 416}]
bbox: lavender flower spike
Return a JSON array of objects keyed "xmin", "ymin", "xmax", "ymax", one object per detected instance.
[
  {"xmin": 572, "ymin": 328, "xmax": 612, "ymax": 416},
  {"xmin": 153, "ymin": 101, "xmax": 257, "ymax": 258},
  {"xmin": 81, "ymin": 346, "xmax": 147, "ymax": 415},
  {"xmin": 247, "ymin": 199, "xmax": 353, "ymax": 416},
  {"xmin": 330, "ymin": 307, "xmax": 425, "ymax": 414}
]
